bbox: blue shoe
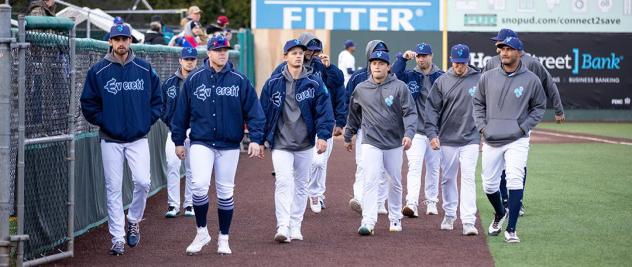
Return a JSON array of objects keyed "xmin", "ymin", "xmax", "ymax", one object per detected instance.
[
  {"xmin": 127, "ymin": 222, "xmax": 140, "ymax": 247},
  {"xmin": 109, "ymin": 241, "xmax": 125, "ymax": 256}
]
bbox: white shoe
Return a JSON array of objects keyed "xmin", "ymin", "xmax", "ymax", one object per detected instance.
[
  {"xmin": 274, "ymin": 226, "xmax": 291, "ymax": 243},
  {"xmin": 425, "ymin": 200, "xmax": 438, "ymax": 215},
  {"xmin": 217, "ymin": 234, "xmax": 232, "ymax": 254},
  {"xmin": 402, "ymin": 203, "xmax": 418, "ymax": 218},
  {"xmin": 164, "ymin": 206, "xmax": 179, "ymax": 218},
  {"xmin": 504, "ymin": 231, "xmax": 520, "ymax": 243},
  {"xmin": 463, "ymin": 223, "xmax": 479, "ymax": 236},
  {"xmin": 358, "ymin": 224, "xmax": 375, "ymax": 236},
  {"xmin": 349, "ymin": 198, "xmax": 362, "ymax": 214},
  {"xmin": 186, "ymin": 227, "xmax": 211, "ymax": 255},
  {"xmin": 519, "ymin": 205, "xmax": 525, "ymax": 216},
  {"xmin": 290, "ymin": 225, "xmax": 303, "ymax": 241},
  {"xmin": 309, "ymin": 196, "xmax": 322, "ymax": 214},
  {"xmin": 389, "ymin": 219, "xmax": 402, "ymax": 232},
  {"xmin": 184, "ymin": 206, "xmax": 195, "ymax": 217},
  {"xmin": 440, "ymin": 216, "xmax": 455, "ymax": 230},
  {"xmin": 378, "ymin": 202, "xmax": 388, "ymax": 215},
  {"xmin": 488, "ymin": 213, "xmax": 507, "ymax": 236}
]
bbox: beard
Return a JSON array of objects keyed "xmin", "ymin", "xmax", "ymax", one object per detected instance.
[{"xmin": 114, "ymin": 46, "xmax": 128, "ymax": 56}]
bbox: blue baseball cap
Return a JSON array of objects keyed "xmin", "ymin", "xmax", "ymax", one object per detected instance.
[
  {"xmin": 369, "ymin": 51, "xmax": 390, "ymax": 64},
  {"xmin": 109, "ymin": 18, "xmax": 131, "ymax": 39},
  {"xmin": 450, "ymin": 44, "xmax": 470, "ymax": 63},
  {"xmin": 344, "ymin": 40, "xmax": 355, "ymax": 49},
  {"xmin": 373, "ymin": 42, "xmax": 389, "ymax": 52},
  {"xmin": 207, "ymin": 34, "xmax": 231, "ymax": 50},
  {"xmin": 497, "ymin": 36, "xmax": 524, "ymax": 51},
  {"xmin": 306, "ymin": 38, "xmax": 322, "ymax": 51},
  {"xmin": 283, "ymin": 39, "xmax": 307, "ymax": 54},
  {"xmin": 491, "ymin": 28, "xmax": 518, "ymax": 41},
  {"xmin": 415, "ymin": 43, "xmax": 432, "ymax": 55},
  {"xmin": 180, "ymin": 47, "xmax": 198, "ymax": 59}
]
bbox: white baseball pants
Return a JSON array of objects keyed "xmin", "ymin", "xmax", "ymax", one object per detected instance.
[
  {"xmin": 440, "ymin": 144, "xmax": 479, "ymax": 225},
  {"xmin": 482, "ymin": 137, "xmax": 530, "ymax": 194},
  {"xmin": 307, "ymin": 137, "xmax": 334, "ymax": 198},
  {"xmin": 360, "ymin": 144, "xmax": 404, "ymax": 227},
  {"xmin": 101, "ymin": 138, "xmax": 151, "ymax": 244},
  {"xmin": 352, "ymin": 129, "xmax": 388, "ymax": 203},
  {"xmin": 272, "ymin": 148, "xmax": 313, "ymax": 228},
  {"xmin": 404, "ymin": 134, "xmax": 441, "ymax": 205},
  {"xmin": 165, "ymin": 131, "xmax": 193, "ymax": 208},
  {"xmin": 188, "ymin": 145, "xmax": 240, "ymax": 200}
]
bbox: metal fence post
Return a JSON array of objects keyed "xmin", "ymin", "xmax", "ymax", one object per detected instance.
[
  {"xmin": 67, "ymin": 21, "xmax": 76, "ymax": 256},
  {"xmin": 0, "ymin": 3, "xmax": 14, "ymax": 267},
  {"xmin": 15, "ymin": 15, "xmax": 27, "ymax": 267}
]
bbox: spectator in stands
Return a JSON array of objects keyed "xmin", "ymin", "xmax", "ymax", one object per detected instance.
[
  {"xmin": 206, "ymin": 15, "xmax": 232, "ymax": 42},
  {"xmin": 149, "ymin": 15, "xmax": 174, "ymax": 45},
  {"xmin": 180, "ymin": 6, "xmax": 203, "ymax": 27},
  {"xmin": 145, "ymin": 21, "xmax": 166, "ymax": 45},
  {"xmin": 169, "ymin": 20, "xmax": 206, "ymax": 48},
  {"xmin": 27, "ymin": 0, "xmax": 56, "ymax": 16}
]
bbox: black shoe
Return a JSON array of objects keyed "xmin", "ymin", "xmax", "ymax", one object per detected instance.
[{"xmin": 126, "ymin": 222, "xmax": 140, "ymax": 247}]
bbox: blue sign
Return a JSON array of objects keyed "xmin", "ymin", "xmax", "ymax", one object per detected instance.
[{"xmin": 253, "ymin": 0, "xmax": 441, "ymax": 31}]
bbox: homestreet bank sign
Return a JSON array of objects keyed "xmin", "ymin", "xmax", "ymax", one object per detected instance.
[{"xmin": 252, "ymin": 0, "xmax": 441, "ymax": 31}]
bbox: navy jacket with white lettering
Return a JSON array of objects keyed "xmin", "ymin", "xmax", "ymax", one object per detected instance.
[
  {"xmin": 160, "ymin": 69, "xmax": 184, "ymax": 130},
  {"xmin": 80, "ymin": 52, "xmax": 162, "ymax": 143},
  {"xmin": 260, "ymin": 71, "xmax": 334, "ymax": 149},
  {"xmin": 170, "ymin": 60, "xmax": 265, "ymax": 149}
]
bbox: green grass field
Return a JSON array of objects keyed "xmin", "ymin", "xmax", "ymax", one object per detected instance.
[
  {"xmin": 477, "ymin": 143, "xmax": 632, "ymax": 266},
  {"xmin": 537, "ymin": 122, "xmax": 632, "ymax": 140}
]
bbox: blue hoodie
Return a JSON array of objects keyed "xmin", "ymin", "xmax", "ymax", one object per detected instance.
[
  {"xmin": 260, "ymin": 66, "xmax": 334, "ymax": 149},
  {"xmin": 80, "ymin": 51, "xmax": 161, "ymax": 143},
  {"xmin": 160, "ymin": 69, "xmax": 185, "ymax": 130},
  {"xmin": 170, "ymin": 60, "xmax": 265, "ymax": 149}
]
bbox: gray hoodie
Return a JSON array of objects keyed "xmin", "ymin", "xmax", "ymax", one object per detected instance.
[
  {"xmin": 413, "ymin": 64, "xmax": 441, "ymax": 135},
  {"xmin": 484, "ymin": 51, "xmax": 564, "ymax": 116},
  {"xmin": 344, "ymin": 74, "xmax": 417, "ymax": 150},
  {"xmin": 425, "ymin": 66, "xmax": 481, "ymax": 146},
  {"xmin": 298, "ymin": 32, "xmax": 318, "ymax": 65},
  {"xmin": 473, "ymin": 61, "xmax": 546, "ymax": 147},
  {"xmin": 274, "ymin": 65, "xmax": 314, "ymax": 151}
]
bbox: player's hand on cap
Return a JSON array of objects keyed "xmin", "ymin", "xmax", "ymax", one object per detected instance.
[
  {"xmin": 248, "ymin": 142, "xmax": 261, "ymax": 158},
  {"xmin": 555, "ymin": 113, "xmax": 565, "ymax": 124},
  {"xmin": 403, "ymin": 50, "xmax": 416, "ymax": 60},
  {"xmin": 316, "ymin": 139, "xmax": 327, "ymax": 154},
  {"xmin": 175, "ymin": 146, "xmax": 186, "ymax": 160},
  {"xmin": 333, "ymin": 126, "xmax": 343, "ymax": 137},
  {"xmin": 402, "ymin": 137, "xmax": 412, "ymax": 150},
  {"xmin": 344, "ymin": 142, "xmax": 353, "ymax": 152},
  {"xmin": 430, "ymin": 137, "xmax": 440, "ymax": 150},
  {"xmin": 318, "ymin": 54, "xmax": 330, "ymax": 67}
]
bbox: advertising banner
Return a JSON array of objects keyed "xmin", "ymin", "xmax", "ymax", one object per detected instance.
[
  {"xmin": 448, "ymin": 0, "xmax": 632, "ymax": 32},
  {"xmin": 449, "ymin": 32, "xmax": 631, "ymax": 109},
  {"xmin": 252, "ymin": 0, "xmax": 441, "ymax": 31}
]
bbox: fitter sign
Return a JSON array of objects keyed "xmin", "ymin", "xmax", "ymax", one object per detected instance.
[{"xmin": 252, "ymin": 0, "xmax": 441, "ymax": 31}]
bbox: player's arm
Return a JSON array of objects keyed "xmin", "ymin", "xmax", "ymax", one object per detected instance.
[
  {"xmin": 535, "ymin": 63, "xmax": 565, "ymax": 118},
  {"xmin": 241, "ymin": 79, "xmax": 265, "ymax": 145},
  {"xmin": 323, "ymin": 62, "xmax": 345, "ymax": 89},
  {"xmin": 473, "ymin": 75, "xmax": 488, "ymax": 134},
  {"xmin": 400, "ymin": 84, "xmax": 417, "ymax": 150},
  {"xmin": 159, "ymin": 80, "xmax": 169, "ymax": 125},
  {"xmin": 171, "ymin": 78, "xmax": 192, "ymax": 147},
  {"xmin": 425, "ymin": 82, "xmax": 443, "ymax": 149},
  {"xmin": 313, "ymin": 78, "xmax": 334, "ymax": 154},
  {"xmin": 80, "ymin": 69, "xmax": 104, "ymax": 127},
  {"xmin": 520, "ymin": 80, "xmax": 547, "ymax": 134},
  {"xmin": 343, "ymin": 92, "xmax": 361, "ymax": 152},
  {"xmin": 331, "ymin": 83, "xmax": 348, "ymax": 130},
  {"xmin": 392, "ymin": 52, "xmax": 410, "ymax": 82},
  {"xmin": 149, "ymin": 67, "xmax": 162, "ymax": 125}
]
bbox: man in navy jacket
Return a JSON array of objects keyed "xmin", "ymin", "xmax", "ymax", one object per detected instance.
[{"xmin": 80, "ymin": 21, "xmax": 161, "ymax": 256}]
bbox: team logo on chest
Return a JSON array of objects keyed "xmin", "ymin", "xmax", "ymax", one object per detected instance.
[
  {"xmin": 271, "ymin": 91, "xmax": 282, "ymax": 107},
  {"xmin": 104, "ymin": 78, "xmax": 144, "ymax": 95},
  {"xmin": 167, "ymin": 86, "xmax": 177, "ymax": 98},
  {"xmin": 194, "ymin": 84, "xmax": 212, "ymax": 101},
  {"xmin": 514, "ymin": 86, "xmax": 524, "ymax": 98},
  {"xmin": 216, "ymin": 85, "xmax": 239, "ymax": 97},
  {"xmin": 407, "ymin": 81, "xmax": 420, "ymax": 94},
  {"xmin": 296, "ymin": 87, "xmax": 315, "ymax": 102},
  {"xmin": 468, "ymin": 86, "xmax": 477, "ymax": 97},
  {"xmin": 385, "ymin": 95, "xmax": 394, "ymax": 107}
]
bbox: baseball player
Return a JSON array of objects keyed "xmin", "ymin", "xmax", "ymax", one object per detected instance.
[
  {"xmin": 485, "ymin": 28, "xmax": 565, "ymax": 215},
  {"xmin": 260, "ymin": 39, "xmax": 334, "ymax": 243},
  {"xmin": 338, "ymin": 39, "xmax": 356, "ymax": 86},
  {"xmin": 345, "ymin": 51, "xmax": 417, "ymax": 236},
  {"xmin": 346, "ymin": 40, "xmax": 391, "ymax": 216},
  {"xmin": 473, "ymin": 37, "xmax": 546, "ymax": 243},
  {"xmin": 80, "ymin": 21, "xmax": 161, "ymax": 255},
  {"xmin": 392, "ymin": 43, "xmax": 444, "ymax": 217},
  {"xmin": 171, "ymin": 35, "xmax": 266, "ymax": 255},
  {"xmin": 425, "ymin": 44, "xmax": 481, "ymax": 235},
  {"xmin": 161, "ymin": 48, "xmax": 198, "ymax": 218}
]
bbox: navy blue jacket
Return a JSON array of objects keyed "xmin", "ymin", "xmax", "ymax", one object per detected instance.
[
  {"xmin": 273, "ymin": 58, "xmax": 347, "ymax": 127},
  {"xmin": 80, "ymin": 52, "xmax": 161, "ymax": 142},
  {"xmin": 171, "ymin": 60, "xmax": 265, "ymax": 149},
  {"xmin": 391, "ymin": 55, "xmax": 445, "ymax": 100},
  {"xmin": 260, "ymin": 71, "xmax": 334, "ymax": 149},
  {"xmin": 160, "ymin": 69, "xmax": 185, "ymax": 130},
  {"xmin": 345, "ymin": 68, "xmax": 368, "ymax": 103}
]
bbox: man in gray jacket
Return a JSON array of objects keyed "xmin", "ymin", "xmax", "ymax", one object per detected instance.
[
  {"xmin": 344, "ymin": 51, "xmax": 417, "ymax": 236},
  {"xmin": 425, "ymin": 44, "xmax": 481, "ymax": 236},
  {"xmin": 473, "ymin": 37, "xmax": 546, "ymax": 243}
]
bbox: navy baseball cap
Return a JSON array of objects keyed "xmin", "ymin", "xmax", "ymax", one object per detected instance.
[
  {"xmin": 306, "ymin": 39, "xmax": 322, "ymax": 51},
  {"xmin": 373, "ymin": 42, "xmax": 389, "ymax": 52},
  {"xmin": 497, "ymin": 36, "xmax": 524, "ymax": 51},
  {"xmin": 450, "ymin": 44, "xmax": 470, "ymax": 63},
  {"xmin": 491, "ymin": 28, "xmax": 518, "ymax": 41},
  {"xmin": 284, "ymin": 39, "xmax": 307, "ymax": 54},
  {"xmin": 109, "ymin": 18, "xmax": 131, "ymax": 39},
  {"xmin": 369, "ymin": 51, "xmax": 390, "ymax": 64},
  {"xmin": 415, "ymin": 43, "xmax": 432, "ymax": 55},
  {"xmin": 207, "ymin": 34, "xmax": 231, "ymax": 50},
  {"xmin": 344, "ymin": 40, "xmax": 354, "ymax": 49},
  {"xmin": 180, "ymin": 47, "xmax": 198, "ymax": 59}
]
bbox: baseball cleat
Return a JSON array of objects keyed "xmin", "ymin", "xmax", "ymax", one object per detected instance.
[
  {"xmin": 358, "ymin": 225, "xmax": 375, "ymax": 236},
  {"xmin": 402, "ymin": 204, "xmax": 418, "ymax": 218},
  {"xmin": 217, "ymin": 234, "xmax": 232, "ymax": 254},
  {"xmin": 126, "ymin": 222, "xmax": 140, "ymax": 247},
  {"xmin": 425, "ymin": 200, "xmax": 438, "ymax": 215},
  {"xmin": 504, "ymin": 231, "xmax": 520, "ymax": 243},
  {"xmin": 309, "ymin": 196, "xmax": 322, "ymax": 214},
  {"xmin": 488, "ymin": 212, "xmax": 507, "ymax": 236},
  {"xmin": 290, "ymin": 225, "xmax": 303, "ymax": 241},
  {"xmin": 186, "ymin": 228, "xmax": 211, "ymax": 255},
  {"xmin": 378, "ymin": 202, "xmax": 388, "ymax": 215},
  {"xmin": 519, "ymin": 205, "xmax": 526, "ymax": 216},
  {"xmin": 389, "ymin": 219, "xmax": 402, "ymax": 232},
  {"xmin": 109, "ymin": 241, "xmax": 125, "ymax": 256},
  {"xmin": 463, "ymin": 223, "xmax": 479, "ymax": 236},
  {"xmin": 274, "ymin": 226, "xmax": 291, "ymax": 243},
  {"xmin": 319, "ymin": 196, "xmax": 326, "ymax": 209},
  {"xmin": 165, "ymin": 206, "xmax": 180, "ymax": 218},
  {"xmin": 184, "ymin": 206, "xmax": 195, "ymax": 217},
  {"xmin": 349, "ymin": 198, "xmax": 362, "ymax": 214},
  {"xmin": 440, "ymin": 216, "xmax": 456, "ymax": 230}
]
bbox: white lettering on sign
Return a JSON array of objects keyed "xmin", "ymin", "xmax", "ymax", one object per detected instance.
[
  {"xmin": 344, "ymin": 8, "xmax": 366, "ymax": 30},
  {"xmin": 281, "ymin": 7, "xmax": 419, "ymax": 30}
]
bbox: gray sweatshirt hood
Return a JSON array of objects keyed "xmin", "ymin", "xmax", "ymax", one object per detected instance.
[
  {"xmin": 446, "ymin": 65, "xmax": 480, "ymax": 78},
  {"xmin": 298, "ymin": 32, "xmax": 318, "ymax": 46},
  {"xmin": 365, "ymin": 40, "xmax": 386, "ymax": 61},
  {"xmin": 365, "ymin": 73, "xmax": 398, "ymax": 88},
  {"xmin": 105, "ymin": 49, "xmax": 136, "ymax": 66},
  {"xmin": 282, "ymin": 65, "xmax": 312, "ymax": 81},
  {"xmin": 414, "ymin": 64, "xmax": 441, "ymax": 76}
]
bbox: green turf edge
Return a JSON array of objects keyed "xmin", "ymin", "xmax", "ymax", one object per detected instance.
[{"xmin": 536, "ymin": 122, "xmax": 632, "ymax": 140}]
